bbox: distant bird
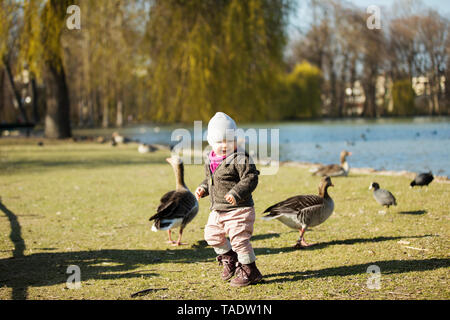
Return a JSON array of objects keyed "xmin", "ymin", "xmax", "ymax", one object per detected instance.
[
  {"xmin": 149, "ymin": 156, "xmax": 199, "ymax": 246},
  {"xmin": 112, "ymin": 132, "xmax": 131, "ymax": 144},
  {"xmin": 312, "ymin": 150, "xmax": 352, "ymax": 177},
  {"xmin": 410, "ymin": 172, "xmax": 434, "ymax": 188},
  {"xmin": 37, "ymin": 141, "xmax": 44, "ymax": 147},
  {"xmin": 346, "ymin": 140, "xmax": 355, "ymax": 146},
  {"xmin": 262, "ymin": 176, "xmax": 335, "ymax": 248},
  {"xmin": 138, "ymin": 144, "xmax": 157, "ymax": 154},
  {"xmin": 361, "ymin": 133, "xmax": 367, "ymax": 141},
  {"xmin": 315, "ymin": 144, "xmax": 322, "ymax": 149},
  {"xmin": 96, "ymin": 136, "xmax": 106, "ymax": 144},
  {"xmin": 112, "ymin": 132, "xmax": 124, "ymax": 144},
  {"xmin": 369, "ymin": 182, "xmax": 397, "ymax": 208}
]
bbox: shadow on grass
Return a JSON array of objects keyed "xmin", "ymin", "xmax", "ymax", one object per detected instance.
[
  {"xmin": 301, "ymin": 234, "xmax": 434, "ymax": 251},
  {"xmin": 1, "ymin": 156, "xmax": 169, "ymax": 173},
  {"xmin": 0, "ymin": 201, "xmax": 213, "ymax": 300},
  {"xmin": 398, "ymin": 210, "xmax": 427, "ymax": 215},
  {"xmin": 253, "ymin": 234, "xmax": 435, "ymax": 253},
  {"xmin": 252, "ymin": 233, "xmax": 281, "ymax": 241},
  {"xmin": 0, "ymin": 201, "xmax": 27, "ymax": 300},
  {"xmin": 0, "ymin": 147, "xmax": 171, "ymax": 175},
  {"xmin": 0, "ymin": 248, "xmax": 214, "ymax": 300},
  {"xmin": 262, "ymin": 258, "xmax": 450, "ymax": 284}
]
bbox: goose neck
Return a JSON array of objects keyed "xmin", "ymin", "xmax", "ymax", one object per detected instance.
[
  {"xmin": 173, "ymin": 163, "xmax": 187, "ymax": 190},
  {"xmin": 319, "ymin": 185, "xmax": 331, "ymax": 199}
]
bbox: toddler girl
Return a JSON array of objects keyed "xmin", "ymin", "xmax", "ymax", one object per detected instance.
[{"xmin": 195, "ymin": 112, "xmax": 262, "ymax": 287}]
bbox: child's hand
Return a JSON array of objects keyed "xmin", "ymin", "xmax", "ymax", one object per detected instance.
[
  {"xmin": 195, "ymin": 187, "xmax": 206, "ymax": 200},
  {"xmin": 224, "ymin": 194, "xmax": 236, "ymax": 205}
]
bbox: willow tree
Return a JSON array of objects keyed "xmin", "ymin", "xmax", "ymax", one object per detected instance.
[
  {"xmin": 0, "ymin": 0, "xmax": 12, "ymax": 65},
  {"xmin": 0, "ymin": 0, "xmax": 31, "ymax": 123},
  {"xmin": 19, "ymin": 0, "xmax": 72, "ymax": 138},
  {"xmin": 146, "ymin": 0, "xmax": 292, "ymax": 123}
]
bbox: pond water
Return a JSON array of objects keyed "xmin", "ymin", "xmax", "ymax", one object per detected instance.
[{"xmin": 74, "ymin": 117, "xmax": 450, "ymax": 177}]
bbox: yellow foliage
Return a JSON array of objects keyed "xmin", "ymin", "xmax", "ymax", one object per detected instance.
[{"xmin": 146, "ymin": 0, "xmax": 292, "ymax": 123}]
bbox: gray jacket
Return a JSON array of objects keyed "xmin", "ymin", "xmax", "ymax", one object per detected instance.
[{"xmin": 198, "ymin": 151, "xmax": 259, "ymax": 211}]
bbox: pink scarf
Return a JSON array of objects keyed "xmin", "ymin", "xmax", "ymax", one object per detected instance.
[{"xmin": 209, "ymin": 151, "xmax": 227, "ymax": 174}]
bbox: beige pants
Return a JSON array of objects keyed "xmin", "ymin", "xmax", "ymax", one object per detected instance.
[{"xmin": 204, "ymin": 206, "xmax": 256, "ymax": 264}]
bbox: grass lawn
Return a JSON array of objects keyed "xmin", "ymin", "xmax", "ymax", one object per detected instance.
[{"xmin": 0, "ymin": 138, "xmax": 449, "ymax": 300}]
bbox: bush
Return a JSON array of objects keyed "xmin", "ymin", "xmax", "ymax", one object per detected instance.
[
  {"xmin": 280, "ymin": 61, "xmax": 322, "ymax": 119},
  {"xmin": 392, "ymin": 79, "xmax": 416, "ymax": 116}
]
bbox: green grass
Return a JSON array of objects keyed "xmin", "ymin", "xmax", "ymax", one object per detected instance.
[{"xmin": 0, "ymin": 138, "xmax": 449, "ymax": 300}]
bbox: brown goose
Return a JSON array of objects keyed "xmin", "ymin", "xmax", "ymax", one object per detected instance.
[
  {"xmin": 149, "ymin": 156, "xmax": 199, "ymax": 246},
  {"xmin": 312, "ymin": 150, "xmax": 352, "ymax": 177},
  {"xmin": 262, "ymin": 176, "xmax": 335, "ymax": 248}
]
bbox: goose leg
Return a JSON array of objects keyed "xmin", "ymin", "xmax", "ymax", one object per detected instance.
[
  {"xmin": 173, "ymin": 228, "xmax": 187, "ymax": 246},
  {"xmin": 167, "ymin": 230, "xmax": 176, "ymax": 244},
  {"xmin": 294, "ymin": 227, "xmax": 312, "ymax": 248}
]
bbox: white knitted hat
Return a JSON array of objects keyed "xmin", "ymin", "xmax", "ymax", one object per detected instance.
[{"xmin": 206, "ymin": 112, "xmax": 237, "ymax": 146}]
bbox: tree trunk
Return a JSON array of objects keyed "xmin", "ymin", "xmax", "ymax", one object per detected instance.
[
  {"xmin": 0, "ymin": 68, "xmax": 4, "ymax": 119},
  {"xmin": 432, "ymin": 78, "xmax": 440, "ymax": 115},
  {"xmin": 363, "ymin": 80, "xmax": 377, "ymax": 118},
  {"xmin": 102, "ymin": 95, "xmax": 109, "ymax": 128},
  {"xmin": 44, "ymin": 63, "xmax": 72, "ymax": 138},
  {"xmin": 446, "ymin": 68, "xmax": 450, "ymax": 115},
  {"xmin": 116, "ymin": 100, "xmax": 123, "ymax": 127},
  {"xmin": 3, "ymin": 57, "xmax": 29, "ymax": 123},
  {"xmin": 31, "ymin": 76, "xmax": 40, "ymax": 123},
  {"xmin": 329, "ymin": 69, "xmax": 337, "ymax": 116}
]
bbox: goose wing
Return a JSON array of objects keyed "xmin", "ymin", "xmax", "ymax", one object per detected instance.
[
  {"xmin": 314, "ymin": 164, "xmax": 343, "ymax": 176},
  {"xmin": 262, "ymin": 195, "xmax": 324, "ymax": 219},
  {"xmin": 155, "ymin": 190, "xmax": 177, "ymax": 213},
  {"xmin": 150, "ymin": 190, "xmax": 197, "ymax": 222}
]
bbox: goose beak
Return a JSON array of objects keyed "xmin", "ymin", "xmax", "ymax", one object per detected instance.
[
  {"xmin": 369, "ymin": 185, "xmax": 373, "ymax": 190},
  {"xmin": 165, "ymin": 158, "xmax": 172, "ymax": 164},
  {"xmin": 330, "ymin": 183, "xmax": 334, "ymax": 187},
  {"xmin": 348, "ymin": 152, "xmax": 352, "ymax": 156}
]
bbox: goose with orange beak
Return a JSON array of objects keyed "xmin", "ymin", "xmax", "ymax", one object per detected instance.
[{"xmin": 262, "ymin": 176, "xmax": 335, "ymax": 248}]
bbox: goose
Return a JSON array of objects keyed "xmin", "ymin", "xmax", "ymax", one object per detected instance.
[
  {"xmin": 112, "ymin": 132, "xmax": 124, "ymax": 144},
  {"xmin": 262, "ymin": 176, "xmax": 335, "ymax": 248},
  {"xmin": 96, "ymin": 136, "xmax": 106, "ymax": 144},
  {"xmin": 312, "ymin": 150, "xmax": 352, "ymax": 177},
  {"xmin": 112, "ymin": 132, "xmax": 132, "ymax": 144},
  {"xmin": 138, "ymin": 144, "xmax": 157, "ymax": 154},
  {"xmin": 149, "ymin": 156, "xmax": 199, "ymax": 246},
  {"xmin": 410, "ymin": 172, "xmax": 434, "ymax": 188},
  {"xmin": 369, "ymin": 182, "xmax": 397, "ymax": 208}
]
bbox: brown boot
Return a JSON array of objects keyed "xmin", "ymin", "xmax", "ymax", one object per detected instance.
[
  {"xmin": 230, "ymin": 262, "xmax": 263, "ymax": 287},
  {"xmin": 216, "ymin": 250, "xmax": 238, "ymax": 281}
]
